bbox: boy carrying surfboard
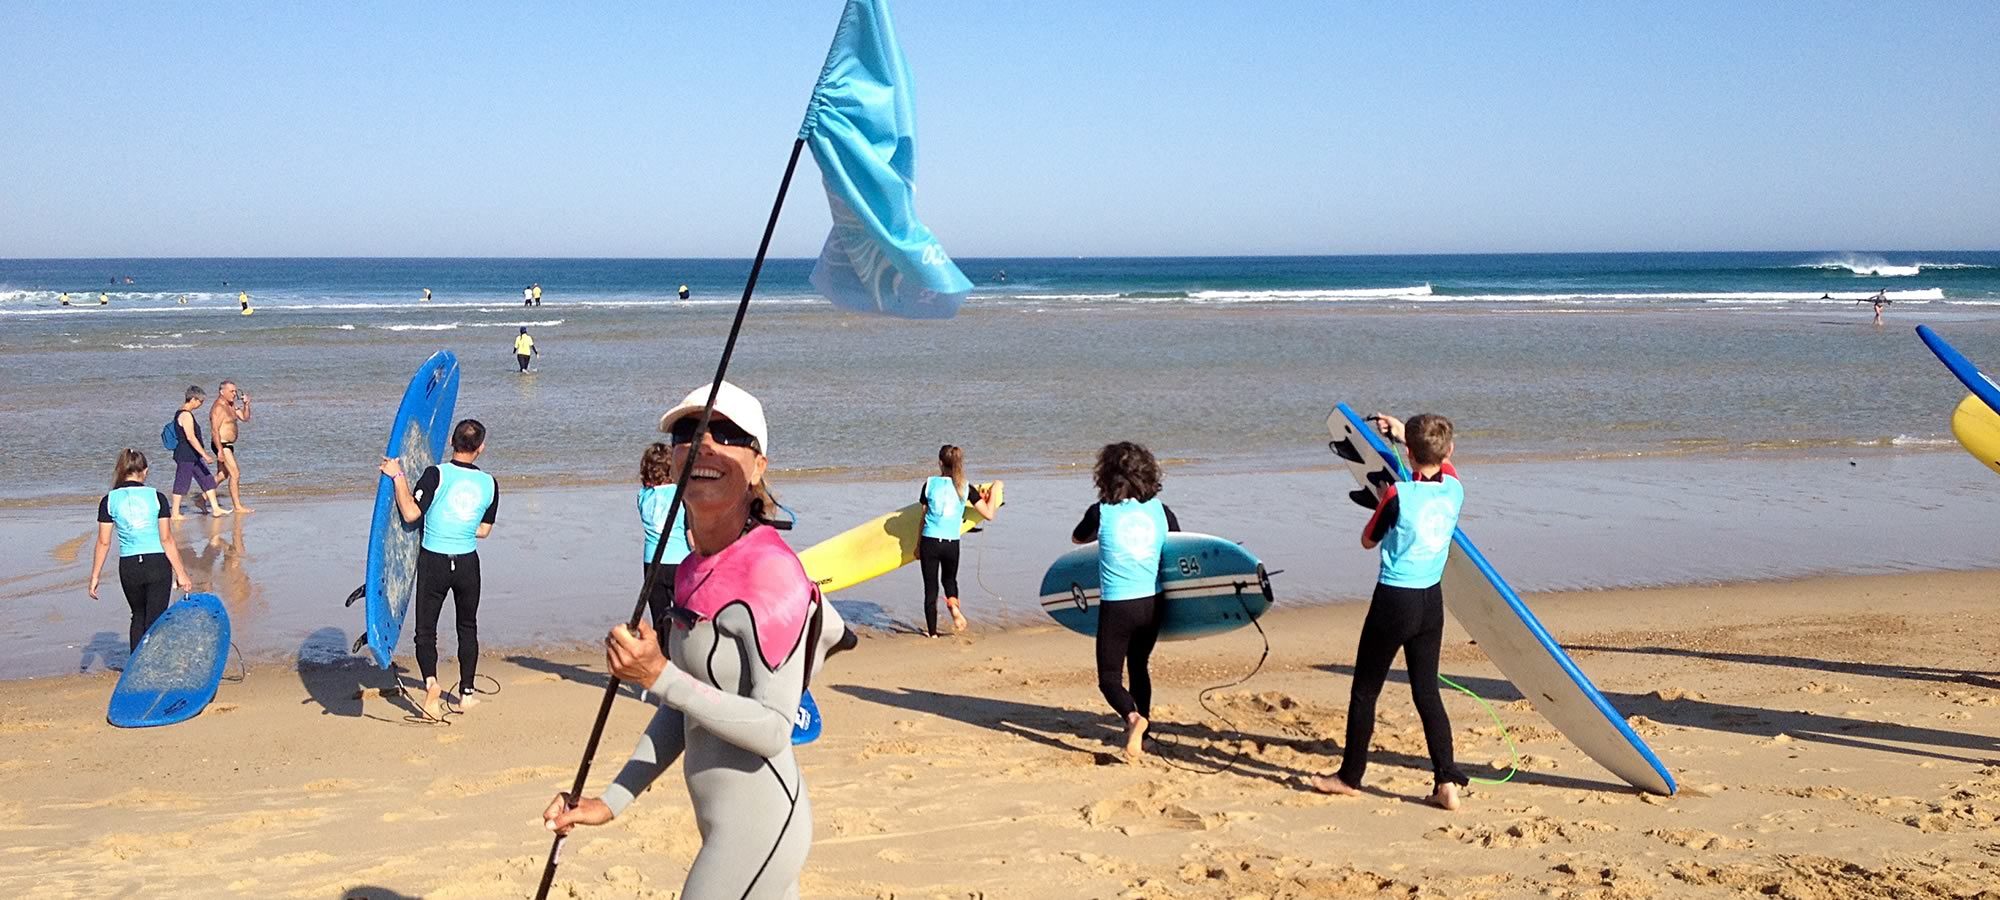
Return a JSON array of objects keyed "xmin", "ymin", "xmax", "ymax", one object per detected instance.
[{"xmin": 1311, "ymin": 413, "xmax": 1470, "ymax": 810}]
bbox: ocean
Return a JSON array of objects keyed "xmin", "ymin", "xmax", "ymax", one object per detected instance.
[{"xmin": 5, "ymin": 252, "xmax": 2000, "ymax": 677}]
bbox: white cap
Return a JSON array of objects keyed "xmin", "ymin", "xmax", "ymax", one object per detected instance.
[{"xmin": 657, "ymin": 380, "xmax": 769, "ymax": 456}]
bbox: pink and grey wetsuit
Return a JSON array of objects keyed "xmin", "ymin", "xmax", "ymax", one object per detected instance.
[{"xmin": 601, "ymin": 524, "xmax": 839, "ymax": 899}]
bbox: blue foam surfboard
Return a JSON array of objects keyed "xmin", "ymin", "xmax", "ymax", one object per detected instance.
[
  {"xmin": 357, "ymin": 351, "xmax": 460, "ymax": 669},
  {"xmin": 1328, "ymin": 402, "xmax": 1675, "ymax": 795},
  {"xmin": 1917, "ymin": 325, "xmax": 2000, "ymax": 416},
  {"xmin": 1038, "ymin": 532, "xmax": 1273, "ymax": 641},
  {"xmin": 791, "ymin": 688, "xmax": 822, "ymax": 745},
  {"xmin": 108, "ymin": 593, "xmax": 231, "ymax": 727}
]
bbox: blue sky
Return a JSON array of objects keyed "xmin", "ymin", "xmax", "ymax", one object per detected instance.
[{"xmin": 4, "ymin": 2, "xmax": 1996, "ymax": 257}]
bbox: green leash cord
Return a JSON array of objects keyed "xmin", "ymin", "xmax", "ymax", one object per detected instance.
[{"xmin": 1437, "ymin": 673, "xmax": 1520, "ymax": 785}]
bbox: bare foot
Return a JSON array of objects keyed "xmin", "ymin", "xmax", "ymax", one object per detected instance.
[
  {"xmin": 422, "ymin": 683, "xmax": 445, "ymax": 720},
  {"xmin": 1123, "ymin": 712, "xmax": 1149, "ymax": 758},
  {"xmin": 235, "ymin": 506, "xmax": 255, "ymax": 514},
  {"xmin": 455, "ymin": 689, "xmax": 481, "ymax": 711},
  {"xmin": 170, "ymin": 514, "xmax": 187, "ymax": 522},
  {"xmin": 1428, "ymin": 782, "xmax": 1462, "ymax": 811},
  {"xmin": 947, "ymin": 598, "xmax": 967, "ymax": 633},
  {"xmin": 1308, "ymin": 774, "xmax": 1360, "ymax": 796},
  {"xmin": 211, "ymin": 507, "xmax": 232, "ymax": 517}
]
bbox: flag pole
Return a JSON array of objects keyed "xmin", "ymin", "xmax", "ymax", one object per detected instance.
[{"xmin": 534, "ymin": 136, "xmax": 808, "ymax": 900}]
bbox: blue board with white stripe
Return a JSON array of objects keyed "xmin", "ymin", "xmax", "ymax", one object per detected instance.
[
  {"xmin": 107, "ymin": 593, "xmax": 231, "ymax": 728},
  {"xmin": 1038, "ymin": 532, "xmax": 1272, "ymax": 641},
  {"xmin": 357, "ymin": 351, "xmax": 460, "ymax": 669}
]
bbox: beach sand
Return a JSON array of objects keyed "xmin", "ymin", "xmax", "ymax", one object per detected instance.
[{"xmin": 1, "ymin": 569, "xmax": 1996, "ymax": 898}]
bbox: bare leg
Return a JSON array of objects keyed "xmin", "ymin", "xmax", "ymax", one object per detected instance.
[
  {"xmin": 203, "ymin": 489, "xmax": 230, "ymax": 516},
  {"xmin": 170, "ymin": 493, "xmax": 187, "ymax": 521},
  {"xmin": 219, "ymin": 449, "xmax": 252, "ymax": 512}
]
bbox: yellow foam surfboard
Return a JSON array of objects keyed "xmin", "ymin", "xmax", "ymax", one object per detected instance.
[
  {"xmin": 798, "ymin": 481, "xmax": 1002, "ymax": 594},
  {"xmin": 1952, "ymin": 393, "xmax": 2000, "ymax": 477}
]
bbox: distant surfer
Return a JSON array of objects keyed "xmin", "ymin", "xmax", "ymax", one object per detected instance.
[
  {"xmin": 238, "ymin": 291, "xmax": 252, "ymax": 315},
  {"xmin": 532, "ymin": 283, "xmax": 543, "ymax": 306},
  {"xmin": 995, "ymin": 269, "xmax": 1007, "ymax": 283},
  {"xmin": 422, "ymin": 287, "xmax": 432, "ymax": 303},
  {"xmin": 177, "ymin": 294, "xmax": 189, "ymax": 305},
  {"xmin": 1070, "ymin": 441, "xmax": 1180, "ymax": 759},
  {"xmin": 58, "ymin": 292, "xmax": 70, "ymax": 307},
  {"xmin": 544, "ymin": 382, "xmax": 837, "ymax": 898},
  {"xmin": 523, "ymin": 285, "xmax": 534, "ymax": 307},
  {"xmin": 636, "ymin": 442, "xmax": 690, "ymax": 649},
  {"xmin": 514, "ymin": 327, "xmax": 539, "ymax": 373},
  {"xmin": 379, "ymin": 419, "xmax": 500, "ymax": 719},
  {"xmin": 88, "ymin": 449, "xmax": 196, "ymax": 650},
  {"xmin": 677, "ymin": 284, "xmax": 690, "ymax": 300},
  {"xmin": 168, "ymin": 386, "xmax": 229, "ymax": 520},
  {"xmin": 1310, "ymin": 413, "xmax": 1469, "ymax": 811},
  {"xmin": 209, "ymin": 380, "xmax": 254, "ymax": 514},
  {"xmin": 917, "ymin": 444, "xmax": 1002, "ymax": 636},
  {"xmin": 99, "ymin": 292, "xmax": 109, "ymax": 306},
  {"xmin": 1869, "ymin": 290, "xmax": 1889, "ymax": 326}
]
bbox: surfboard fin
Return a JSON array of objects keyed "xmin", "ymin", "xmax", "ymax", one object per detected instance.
[
  {"xmin": 1329, "ymin": 437, "xmax": 1365, "ymax": 464},
  {"xmin": 343, "ymin": 584, "xmax": 365, "ymax": 608},
  {"xmin": 1349, "ymin": 488, "xmax": 1379, "ymax": 510},
  {"xmin": 350, "ymin": 633, "xmax": 368, "ymax": 655}
]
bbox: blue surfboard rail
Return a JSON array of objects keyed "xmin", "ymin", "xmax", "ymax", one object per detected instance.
[
  {"xmin": 107, "ymin": 592, "xmax": 232, "ymax": 728},
  {"xmin": 1038, "ymin": 533, "xmax": 1273, "ymax": 641},
  {"xmin": 1916, "ymin": 325, "xmax": 2000, "ymax": 416},
  {"xmin": 360, "ymin": 351, "xmax": 460, "ymax": 669},
  {"xmin": 791, "ymin": 689, "xmax": 823, "ymax": 745},
  {"xmin": 1333, "ymin": 402, "xmax": 1675, "ymax": 795}
]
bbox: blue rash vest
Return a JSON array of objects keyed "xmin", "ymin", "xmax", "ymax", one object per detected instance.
[
  {"xmin": 638, "ymin": 483, "xmax": 691, "ymax": 564},
  {"xmin": 416, "ymin": 461, "xmax": 497, "ymax": 555},
  {"xmin": 1096, "ymin": 497, "xmax": 1168, "ymax": 602},
  {"xmin": 920, "ymin": 475, "xmax": 965, "ymax": 540},
  {"xmin": 98, "ymin": 483, "xmax": 169, "ymax": 557},
  {"xmin": 1375, "ymin": 472, "xmax": 1463, "ymax": 589}
]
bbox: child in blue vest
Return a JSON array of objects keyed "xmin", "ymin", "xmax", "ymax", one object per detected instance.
[
  {"xmin": 637, "ymin": 442, "xmax": 690, "ymax": 648},
  {"xmin": 380, "ymin": 419, "xmax": 500, "ymax": 720},
  {"xmin": 917, "ymin": 444, "xmax": 1001, "ymax": 637},
  {"xmin": 87, "ymin": 449, "xmax": 196, "ymax": 649},
  {"xmin": 1312, "ymin": 413, "xmax": 1470, "ymax": 810},
  {"xmin": 1070, "ymin": 441, "xmax": 1180, "ymax": 758}
]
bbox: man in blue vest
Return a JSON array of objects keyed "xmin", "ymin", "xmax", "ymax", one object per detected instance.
[{"xmin": 380, "ymin": 419, "xmax": 500, "ymax": 720}]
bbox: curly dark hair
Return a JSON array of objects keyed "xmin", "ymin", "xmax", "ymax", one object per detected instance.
[
  {"xmin": 639, "ymin": 442, "xmax": 673, "ymax": 487},
  {"xmin": 1093, "ymin": 441, "xmax": 1162, "ymax": 504}
]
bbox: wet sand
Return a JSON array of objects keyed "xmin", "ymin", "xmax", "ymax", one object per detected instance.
[{"xmin": 0, "ymin": 569, "xmax": 1995, "ymax": 898}]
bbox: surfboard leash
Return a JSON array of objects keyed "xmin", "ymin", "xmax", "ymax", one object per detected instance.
[
  {"xmin": 1150, "ymin": 589, "xmax": 1273, "ymax": 777},
  {"xmin": 1436, "ymin": 673, "xmax": 1520, "ymax": 785}
]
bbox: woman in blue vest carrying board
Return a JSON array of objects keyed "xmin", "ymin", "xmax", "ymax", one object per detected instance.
[
  {"xmin": 88, "ymin": 449, "xmax": 196, "ymax": 650},
  {"xmin": 637, "ymin": 442, "xmax": 690, "ymax": 648},
  {"xmin": 1070, "ymin": 441, "xmax": 1181, "ymax": 759},
  {"xmin": 917, "ymin": 444, "xmax": 1001, "ymax": 637},
  {"xmin": 379, "ymin": 419, "xmax": 500, "ymax": 720}
]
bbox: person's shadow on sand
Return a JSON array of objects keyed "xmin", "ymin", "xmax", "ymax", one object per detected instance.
[
  {"xmin": 1315, "ymin": 663, "xmax": 2000, "ymax": 766},
  {"xmin": 502, "ymin": 654, "xmax": 648, "ymax": 700},
  {"xmin": 298, "ymin": 627, "xmax": 424, "ymax": 721},
  {"xmin": 79, "ymin": 631, "xmax": 128, "ymax": 673},
  {"xmin": 835, "ymin": 683, "xmax": 1552, "ymax": 791},
  {"xmin": 829, "ymin": 599, "xmax": 925, "ymax": 636},
  {"xmin": 340, "ymin": 887, "xmax": 420, "ymax": 900}
]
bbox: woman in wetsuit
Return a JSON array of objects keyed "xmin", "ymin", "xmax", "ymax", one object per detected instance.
[
  {"xmin": 87, "ymin": 449, "xmax": 196, "ymax": 648},
  {"xmin": 1070, "ymin": 441, "xmax": 1180, "ymax": 759},
  {"xmin": 543, "ymin": 381, "xmax": 829, "ymax": 898}
]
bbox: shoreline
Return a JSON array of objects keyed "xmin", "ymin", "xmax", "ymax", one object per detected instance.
[{"xmin": 3, "ymin": 568, "xmax": 1996, "ymax": 897}]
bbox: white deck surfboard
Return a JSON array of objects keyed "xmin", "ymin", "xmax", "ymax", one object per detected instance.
[{"xmin": 1328, "ymin": 403, "xmax": 1675, "ymax": 796}]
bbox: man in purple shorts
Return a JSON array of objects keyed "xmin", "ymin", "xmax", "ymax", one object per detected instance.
[{"xmin": 169, "ymin": 385, "xmax": 229, "ymax": 520}]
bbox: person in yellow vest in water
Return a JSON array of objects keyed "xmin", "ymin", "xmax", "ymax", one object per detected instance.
[
  {"xmin": 238, "ymin": 291, "xmax": 253, "ymax": 316},
  {"xmin": 99, "ymin": 293, "xmax": 109, "ymax": 306},
  {"xmin": 177, "ymin": 294, "xmax": 189, "ymax": 305},
  {"xmin": 678, "ymin": 284, "xmax": 690, "ymax": 300},
  {"xmin": 59, "ymin": 292, "xmax": 70, "ymax": 307},
  {"xmin": 514, "ymin": 327, "xmax": 538, "ymax": 373},
  {"xmin": 422, "ymin": 287, "xmax": 432, "ymax": 303},
  {"xmin": 531, "ymin": 283, "xmax": 542, "ymax": 306}
]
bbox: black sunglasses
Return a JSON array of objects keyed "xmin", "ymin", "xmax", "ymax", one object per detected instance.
[{"xmin": 668, "ymin": 416, "xmax": 759, "ymax": 450}]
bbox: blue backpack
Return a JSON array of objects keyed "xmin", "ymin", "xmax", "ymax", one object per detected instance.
[{"xmin": 161, "ymin": 417, "xmax": 180, "ymax": 452}]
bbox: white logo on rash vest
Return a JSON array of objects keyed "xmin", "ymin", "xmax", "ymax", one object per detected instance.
[
  {"xmin": 445, "ymin": 480, "xmax": 485, "ymax": 522},
  {"xmin": 1412, "ymin": 498, "xmax": 1457, "ymax": 556},
  {"xmin": 1108, "ymin": 511, "xmax": 1160, "ymax": 562}
]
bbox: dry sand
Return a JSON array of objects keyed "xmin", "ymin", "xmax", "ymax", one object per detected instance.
[{"xmin": 2, "ymin": 570, "xmax": 1997, "ymax": 899}]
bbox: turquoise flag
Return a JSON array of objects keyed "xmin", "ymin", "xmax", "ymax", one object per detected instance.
[{"xmin": 799, "ymin": 0, "xmax": 971, "ymax": 319}]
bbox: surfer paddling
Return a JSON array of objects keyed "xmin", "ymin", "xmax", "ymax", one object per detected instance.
[
  {"xmin": 1312, "ymin": 413, "xmax": 1470, "ymax": 810},
  {"xmin": 88, "ymin": 449, "xmax": 196, "ymax": 650},
  {"xmin": 1071, "ymin": 441, "xmax": 1181, "ymax": 759},
  {"xmin": 917, "ymin": 444, "xmax": 1002, "ymax": 636},
  {"xmin": 379, "ymin": 419, "xmax": 500, "ymax": 719},
  {"xmin": 543, "ymin": 382, "xmax": 832, "ymax": 898}
]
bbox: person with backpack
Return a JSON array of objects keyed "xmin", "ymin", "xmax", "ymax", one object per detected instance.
[{"xmin": 165, "ymin": 385, "xmax": 228, "ymax": 520}]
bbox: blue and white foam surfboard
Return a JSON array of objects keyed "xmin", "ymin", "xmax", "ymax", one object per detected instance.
[
  {"xmin": 108, "ymin": 593, "xmax": 231, "ymax": 727},
  {"xmin": 1038, "ymin": 533, "xmax": 1273, "ymax": 641},
  {"xmin": 791, "ymin": 689, "xmax": 822, "ymax": 745},
  {"xmin": 351, "ymin": 351, "xmax": 460, "ymax": 669},
  {"xmin": 1328, "ymin": 403, "xmax": 1676, "ymax": 796},
  {"xmin": 1917, "ymin": 325, "xmax": 2000, "ymax": 416}
]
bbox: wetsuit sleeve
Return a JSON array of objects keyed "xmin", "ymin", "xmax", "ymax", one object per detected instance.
[
  {"xmin": 967, "ymin": 484, "xmax": 982, "ymax": 503},
  {"xmin": 1071, "ymin": 505, "xmax": 1099, "ymax": 543},
  {"xmin": 649, "ymin": 601, "xmax": 802, "ymax": 759},
  {"xmin": 482, "ymin": 481, "xmax": 499, "ymax": 525},
  {"xmin": 1163, "ymin": 504, "xmax": 1181, "ymax": 532},
  {"xmin": 156, "ymin": 491, "xmax": 171, "ymax": 518},
  {"xmin": 1365, "ymin": 485, "xmax": 1401, "ymax": 544},
  {"xmin": 97, "ymin": 497, "xmax": 112, "ymax": 523},
  {"xmin": 412, "ymin": 466, "xmax": 441, "ymax": 515},
  {"xmin": 601, "ymin": 703, "xmax": 688, "ymax": 817}
]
